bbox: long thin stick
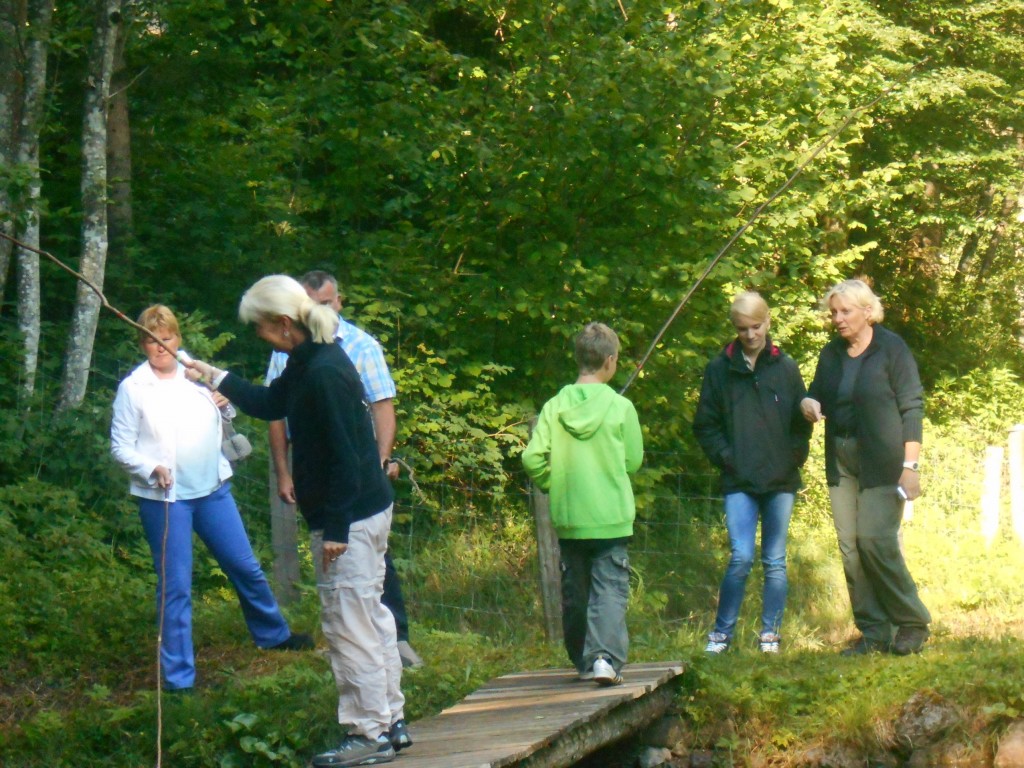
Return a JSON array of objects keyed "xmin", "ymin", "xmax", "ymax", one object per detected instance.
[
  {"xmin": 619, "ymin": 63, "xmax": 925, "ymax": 394},
  {"xmin": 0, "ymin": 231, "xmax": 177, "ymax": 355},
  {"xmin": 156, "ymin": 489, "xmax": 171, "ymax": 768}
]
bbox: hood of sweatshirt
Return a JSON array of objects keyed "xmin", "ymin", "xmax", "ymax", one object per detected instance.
[{"xmin": 556, "ymin": 383, "xmax": 617, "ymax": 441}]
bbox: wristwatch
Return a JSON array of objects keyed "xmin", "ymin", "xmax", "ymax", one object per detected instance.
[{"xmin": 902, "ymin": 461, "xmax": 919, "ymax": 471}]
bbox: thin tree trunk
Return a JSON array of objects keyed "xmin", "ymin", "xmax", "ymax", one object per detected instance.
[
  {"xmin": 58, "ymin": 0, "xmax": 121, "ymax": 410},
  {"xmin": 973, "ymin": 192, "xmax": 1017, "ymax": 284},
  {"xmin": 0, "ymin": 0, "xmax": 24, "ymax": 306},
  {"xmin": 13, "ymin": 0, "xmax": 52, "ymax": 398},
  {"xmin": 106, "ymin": 14, "xmax": 132, "ymax": 261},
  {"xmin": 953, "ymin": 184, "xmax": 995, "ymax": 287}
]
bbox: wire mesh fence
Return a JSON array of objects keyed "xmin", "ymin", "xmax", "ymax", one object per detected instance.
[{"xmin": 4, "ymin": 314, "xmax": 1024, "ymax": 646}]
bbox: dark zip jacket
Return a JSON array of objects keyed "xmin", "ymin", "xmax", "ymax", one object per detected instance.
[
  {"xmin": 807, "ymin": 324, "xmax": 923, "ymax": 489},
  {"xmin": 218, "ymin": 339, "xmax": 393, "ymax": 543},
  {"xmin": 693, "ymin": 338, "xmax": 811, "ymax": 495}
]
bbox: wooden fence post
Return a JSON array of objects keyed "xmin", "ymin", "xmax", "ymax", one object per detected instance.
[
  {"xmin": 981, "ymin": 446, "xmax": 1003, "ymax": 546},
  {"xmin": 269, "ymin": 452, "xmax": 301, "ymax": 604},
  {"xmin": 1009, "ymin": 425, "xmax": 1024, "ymax": 544},
  {"xmin": 530, "ymin": 483, "xmax": 563, "ymax": 644}
]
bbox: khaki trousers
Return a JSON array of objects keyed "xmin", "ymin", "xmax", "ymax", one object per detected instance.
[
  {"xmin": 828, "ymin": 437, "xmax": 930, "ymax": 643},
  {"xmin": 311, "ymin": 506, "xmax": 405, "ymax": 740}
]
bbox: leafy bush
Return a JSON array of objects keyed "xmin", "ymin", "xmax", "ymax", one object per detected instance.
[{"xmin": 0, "ymin": 479, "xmax": 151, "ymax": 682}]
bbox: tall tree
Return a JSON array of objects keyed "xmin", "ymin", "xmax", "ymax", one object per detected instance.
[
  {"xmin": 105, "ymin": 13, "xmax": 132, "ymax": 260},
  {"xmin": 1, "ymin": 0, "xmax": 54, "ymax": 398},
  {"xmin": 58, "ymin": 0, "xmax": 121, "ymax": 410},
  {"xmin": 0, "ymin": 0, "xmax": 20, "ymax": 304}
]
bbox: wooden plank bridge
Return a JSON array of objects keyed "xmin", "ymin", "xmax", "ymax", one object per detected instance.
[{"xmin": 396, "ymin": 660, "xmax": 685, "ymax": 768}]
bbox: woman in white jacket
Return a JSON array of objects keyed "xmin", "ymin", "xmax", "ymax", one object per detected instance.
[{"xmin": 111, "ymin": 305, "xmax": 310, "ymax": 691}]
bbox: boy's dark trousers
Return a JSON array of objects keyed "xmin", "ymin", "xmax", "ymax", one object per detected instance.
[{"xmin": 559, "ymin": 538, "xmax": 630, "ymax": 673}]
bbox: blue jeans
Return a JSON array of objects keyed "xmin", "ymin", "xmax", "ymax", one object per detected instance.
[
  {"xmin": 713, "ymin": 491, "xmax": 794, "ymax": 638},
  {"xmin": 138, "ymin": 483, "xmax": 291, "ymax": 689}
]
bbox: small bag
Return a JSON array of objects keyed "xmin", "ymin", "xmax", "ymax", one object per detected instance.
[{"xmin": 221, "ymin": 417, "xmax": 252, "ymax": 463}]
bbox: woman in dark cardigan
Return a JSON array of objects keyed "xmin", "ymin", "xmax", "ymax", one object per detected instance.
[{"xmin": 801, "ymin": 279, "xmax": 931, "ymax": 656}]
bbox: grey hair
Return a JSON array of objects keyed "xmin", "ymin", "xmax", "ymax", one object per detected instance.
[
  {"xmin": 299, "ymin": 269, "xmax": 339, "ymax": 293},
  {"xmin": 238, "ymin": 275, "xmax": 338, "ymax": 343},
  {"xmin": 823, "ymin": 279, "xmax": 884, "ymax": 324}
]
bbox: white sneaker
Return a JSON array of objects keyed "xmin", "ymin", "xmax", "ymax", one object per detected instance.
[
  {"xmin": 759, "ymin": 632, "xmax": 781, "ymax": 654},
  {"xmin": 592, "ymin": 657, "xmax": 623, "ymax": 686},
  {"xmin": 704, "ymin": 632, "xmax": 730, "ymax": 654}
]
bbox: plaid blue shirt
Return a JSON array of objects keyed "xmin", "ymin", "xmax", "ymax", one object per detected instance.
[{"xmin": 265, "ymin": 315, "xmax": 397, "ymax": 403}]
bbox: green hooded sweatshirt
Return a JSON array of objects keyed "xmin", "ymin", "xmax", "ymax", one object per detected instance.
[{"xmin": 522, "ymin": 383, "xmax": 643, "ymax": 539}]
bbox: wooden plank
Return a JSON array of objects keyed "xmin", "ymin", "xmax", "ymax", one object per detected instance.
[{"xmin": 395, "ymin": 661, "xmax": 684, "ymax": 768}]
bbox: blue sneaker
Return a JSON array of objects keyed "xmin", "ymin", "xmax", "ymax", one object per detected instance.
[{"xmin": 312, "ymin": 734, "xmax": 395, "ymax": 767}]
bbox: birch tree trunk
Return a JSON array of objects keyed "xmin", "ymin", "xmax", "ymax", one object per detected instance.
[
  {"xmin": 58, "ymin": 0, "xmax": 121, "ymax": 410},
  {"xmin": 12, "ymin": 0, "xmax": 52, "ymax": 398}
]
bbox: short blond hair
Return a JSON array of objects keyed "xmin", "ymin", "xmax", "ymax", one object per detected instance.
[
  {"xmin": 136, "ymin": 305, "xmax": 180, "ymax": 344},
  {"xmin": 823, "ymin": 279, "xmax": 884, "ymax": 324},
  {"xmin": 238, "ymin": 275, "xmax": 338, "ymax": 343},
  {"xmin": 729, "ymin": 291, "xmax": 770, "ymax": 324},
  {"xmin": 575, "ymin": 322, "xmax": 620, "ymax": 374}
]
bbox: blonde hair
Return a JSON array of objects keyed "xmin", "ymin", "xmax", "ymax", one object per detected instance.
[
  {"xmin": 575, "ymin": 322, "xmax": 620, "ymax": 374},
  {"xmin": 238, "ymin": 275, "xmax": 338, "ymax": 343},
  {"xmin": 729, "ymin": 291, "xmax": 770, "ymax": 324},
  {"xmin": 823, "ymin": 279, "xmax": 884, "ymax": 324},
  {"xmin": 136, "ymin": 305, "xmax": 180, "ymax": 344}
]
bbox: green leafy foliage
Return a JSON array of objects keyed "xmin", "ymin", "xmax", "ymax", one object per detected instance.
[
  {"xmin": 0, "ymin": 479, "xmax": 149, "ymax": 680},
  {"xmin": 5, "ymin": 0, "xmax": 1024, "ymax": 763}
]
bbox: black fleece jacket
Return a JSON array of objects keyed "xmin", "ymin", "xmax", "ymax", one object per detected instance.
[
  {"xmin": 807, "ymin": 325, "xmax": 923, "ymax": 489},
  {"xmin": 693, "ymin": 338, "xmax": 811, "ymax": 495},
  {"xmin": 218, "ymin": 340, "xmax": 393, "ymax": 543}
]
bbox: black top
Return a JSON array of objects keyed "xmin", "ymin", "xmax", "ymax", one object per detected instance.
[
  {"xmin": 807, "ymin": 325, "xmax": 924, "ymax": 488},
  {"xmin": 693, "ymin": 338, "xmax": 811, "ymax": 495},
  {"xmin": 832, "ymin": 354, "xmax": 864, "ymax": 436},
  {"xmin": 218, "ymin": 340, "xmax": 393, "ymax": 542}
]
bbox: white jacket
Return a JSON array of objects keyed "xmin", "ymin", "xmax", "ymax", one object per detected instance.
[{"xmin": 110, "ymin": 361, "xmax": 232, "ymax": 502}]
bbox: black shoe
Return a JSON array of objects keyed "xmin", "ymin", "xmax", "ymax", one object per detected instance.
[
  {"xmin": 891, "ymin": 626, "xmax": 929, "ymax": 656},
  {"xmin": 270, "ymin": 632, "xmax": 314, "ymax": 651},
  {"xmin": 839, "ymin": 636, "xmax": 890, "ymax": 656},
  {"xmin": 387, "ymin": 719, "xmax": 413, "ymax": 752}
]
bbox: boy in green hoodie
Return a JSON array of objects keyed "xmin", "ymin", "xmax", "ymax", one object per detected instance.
[{"xmin": 522, "ymin": 322, "xmax": 644, "ymax": 685}]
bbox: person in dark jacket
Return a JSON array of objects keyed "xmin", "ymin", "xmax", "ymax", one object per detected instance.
[
  {"xmin": 801, "ymin": 279, "xmax": 931, "ymax": 657},
  {"xmin": 185, "ymin": 275, "xmax": 409, "ymax": 767},
  {"xmin": 693, "ymin": 292, "xmax": 811, "ymax": 655}
]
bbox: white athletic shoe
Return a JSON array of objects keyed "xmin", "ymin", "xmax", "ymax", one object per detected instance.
[{"xmin": 592, "ymin": 657, "xmax": 623, "ymax": 686}]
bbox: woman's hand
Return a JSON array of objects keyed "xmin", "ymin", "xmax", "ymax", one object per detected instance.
[
  {"xmin": 211, "ymin": 391, "xmax": 230, "ymax": 409},
  {"xmin": 800, "ymin": 397, "xmax": 824, "ymax": 423},
  {"xmin": 152, "ymin": 465, "xmax": 173, "ymax": 490},
  {"xmin": 183, "ymin": 358, "xmax": 223, "ymax": 388},
  {"xmin": 899, "ymin": 468, "xmax": 921, "ymax": 501},
  {"xmin": 322, "ymin": 540, "xmax": 348, "ymax": 571}
]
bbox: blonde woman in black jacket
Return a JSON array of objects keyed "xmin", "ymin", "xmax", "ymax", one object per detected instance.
[
  {"xmin": 801, "ymin": 279, "xmax": 931, "ymax": 657},
  {"xmin": 185, "ymin": 276, "xmax": 409, "ymax": 767},
  {"xmin": 694, "ymin": 292, "xmax": 811, "ymax": 655}
]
